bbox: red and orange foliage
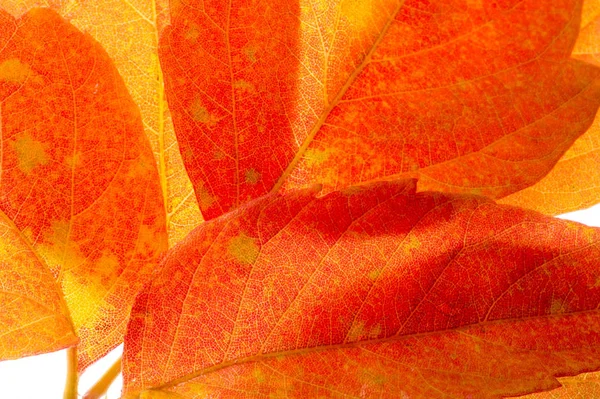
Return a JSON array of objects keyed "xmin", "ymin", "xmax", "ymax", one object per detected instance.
[
  {"xmin": 1, "ymin": 0, "xmax": 600, "ymax": 398},
  {"xmin": 161, "ymin": 0, "xmax": 600, "ymax": 219},
  {"xmin": 122, "ymin": 180, "xmax": 600, "ymax": 398},
  {"xmin": 0, "ymin": 8, "xmax": 167, "ymax": 369},
  {"xmin": 501, "ymin": 0, "xmax": 600, "ymax": 215},
  {"xmin": 0, "ymin": 209, "xmax": 76, "ymax": 359}
]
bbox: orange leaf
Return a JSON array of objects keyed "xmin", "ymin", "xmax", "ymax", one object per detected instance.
[
  {"xmin": 500, "ymin": 0, "xmax": 600, "ymax": 215},
  {"xmin": 1, "ymin": 0, "xmax": 203, "ymax": 246},
  {"xmin": 122, "ymin": 180, "xmax": 600, "ymax": 398},
  {"xmin": 0, "ymin": 8, "xmax": 168, "ymax": 370},
  {"xmin": 573, "ymin": 0, "xmax": 600, "ymax": 58},
  {"xmin": 0, "ymin": 209, "xmax": 76, "ymax": 360},
  {"xmin": 159, "ymin": 0, "xmax": 600, "ymax": 220},
  {"xmin": 520, "ymin": 372, "xmax": 600, "ymax": 398}
]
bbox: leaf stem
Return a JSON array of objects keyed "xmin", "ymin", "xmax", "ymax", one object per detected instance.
[
  {"xmin": 63, "ymin": 347, "xmax": 78, "ymax": 399},
  {"xmin": 82, "ymin": 356, "xmax": 122, "ymax": 399}
]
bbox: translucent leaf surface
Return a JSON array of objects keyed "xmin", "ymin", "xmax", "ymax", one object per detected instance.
[
  {"xmin": 0, "ymin": 209, "xmax": 76, "ymax": 360},
  {"xmin": 520, "ymin": 372, "xmax": 600, "ymax": 398},
  {"xmin": 159, "ymin": 0, "xmax": 600, "ymax": 219},
  {"xmin": 1, "ymin": 0, "xmax": 203, "ymax": 246},
  {"xmin": 500, "ymin": 0, "xmax": 600, "ymax": 215},
  {"xmin": 123, "ymin": 180, "xmax": 600, "ymax": 398},
  {"xmin": 0, "ymin": 8, "xmax": 168, "ymax": 370}
]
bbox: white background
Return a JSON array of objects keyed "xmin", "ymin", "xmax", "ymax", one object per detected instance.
[{"xmin": 2, "ymin": 204, "xmax": 600, "ymax": 398}]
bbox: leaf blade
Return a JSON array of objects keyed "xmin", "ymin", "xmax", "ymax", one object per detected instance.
[
  {"xmin": 500, "ymin": 2, "xmax": 600, "ymax": 215},
  {"xmin": 160, "ymin": 0, "xmax": 600, "ymax": 219},
  {"xmin": 0, "ymin": 209, "xmax": 76, "ymax": 360},
  {"xmin": 1, "ymin": 0, "xmax": 203, "ymax": 245},
  {"xmin": 0, "ymin": 8, "xmax": 168, "ymax": 369},
  {"xmin": 122, "ymin": 180, "xmax": 600, "ymax": 398}
]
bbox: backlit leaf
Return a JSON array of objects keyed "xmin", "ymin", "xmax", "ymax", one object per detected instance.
[
  {"xmin": 573, "ymin": 0, "xmax": 600, "ymax": 57},
  {"xmin": 159, "ymin": 0, "xmax": 600, "ymax": 220},
  {"xmin": 0, "ymin": 8, "xmax": 168, "ymax": 369},
  {"xmin": 0, "ymin": 209, "xmax": 76, "ymax": 360},
  {"xmin": 520, "ymin": 372, "xmax": 600, "ymax": 398},
  {"xmin": 500, "ymin": 0, "xmax": 600, "ymax": 215},
  {"xmin": 1, "ymin": 0, "xmax": 202, "ymax": 246},
  {"xmin": 122, "ymin": 180, "xmax": 600, "ymax": 398}
]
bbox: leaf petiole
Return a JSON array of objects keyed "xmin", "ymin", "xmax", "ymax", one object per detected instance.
[
  {"xmin": 63, "ymin": 347, "xmax": 78, "ymax": 399},
  {"xmin": 82, "ymin": 356, "xmax": 122, "ymax": 399}
]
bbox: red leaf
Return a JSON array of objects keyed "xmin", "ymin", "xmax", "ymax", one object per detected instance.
[
  {"xmin": 160, "ymin": 0, "xmax": 600, "ymax": 219},
  {"xmin": 122, "ymin": 180, "xmax": 600, "ymax": 398}
]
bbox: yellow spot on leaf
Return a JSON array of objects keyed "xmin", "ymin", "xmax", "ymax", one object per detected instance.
[
  {"xmin": 135, "ymin": 224, "xmax": 168, "ymax": 259},
  {"xmin": 368, "ymin": 269, "xmax": 382, "ymax": 281},
  {"xmin": 347, "ymin": 321, "xmax": 382, "ymax": 342},
  {"xmin": 263, "ymin": 277, "xmax": 276, "ymax": 298},
  {"xmin": 228, "ymin": 232, "xmax": 259, "ymax": 265},
  {"xmin": 233, "ymin": 79, "xmax": 255, "ymax": 93},
  {"xmin": 64, "ymin": 152, "xmax": 83, "ymax": 169},
  {"xmin": 245, "ymin": 168, "xmax": 260, "ymax": 184},
  {"xmin": 242, "ymin": 46, "xmax": 257, "ymax": 63},
  {"xmin": 372, "ymin": 373, "xmax": 386, "ymax": 386},
  {"xmin": 402, "ymin": 235, "xmax": 421, "ymax": 255},
  {"xmin": 190, "ymin": 98, "xmax": 220, "ymax": 127},
  {"xmin": 340, "ymin": 0, "xmax": 373, "ymax": 29},
  {"xmin": 305, "ymin": 148, "xmax": 334, "ymax": 167},
  {"xmin": 369, "ymin": 323, "xmax": 382, "ymax": 337},
  {"xmin": 11, "ymin": 133, "xmax": 49, "ymax": 174},
  {"xmin": 213, "ymin": 149, "xmax": 225, "ymax": 160},
  {"xmin": 550, "ymin": 299, "xmax": 569, "ymax": 314},
  {"xmin": 0, "ymin": 59, "xmax": 40, "ymax": 84},
  {"xmin": 253, "ymin": 366, "xmax": 266, "ymax": 383},
  {"xmin": 185, "ymin": 23, "xmax": 200, "ymax": 41},
  {"xmin": 195, "ymin": 183, "xmax": 216, "ymax": 210}
]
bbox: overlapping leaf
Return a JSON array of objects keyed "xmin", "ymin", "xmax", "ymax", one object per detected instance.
[
  {"xmin": 521, "ymin": 372, "xmax": 600, "ymax": 398},
  {"xmin": 500, "ymin": 0, "xmax": 600, "ymax": 215},
  {"xmin": 0, "ymin": 8, "xmax": 167, "ymax": 369},
  {"xmin": 0, "ymin": 209, "xmax": 76, "ymax": 360},
  {"xmin": 159, "ymin": 0, "xmax": 600, "ymax": 220},
  {"xmin": 1, "ymin": 0, "xmax": 203, "ymax": 245},
  {"xmin": 159, "ymin": 0, "xmax": 302, "ymax": 219},
  {"xmin": 122, "ymin": 180, "xmax": 600, "ymax": 398}
]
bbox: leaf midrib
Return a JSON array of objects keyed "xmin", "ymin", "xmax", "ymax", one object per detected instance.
[
  {"xmin": 144, "ymin": 308, "xmax": 600, "ymax": 392},
  {"xmin": 270, "ymin": 0, "xmax": 407, "ymax": 195}
]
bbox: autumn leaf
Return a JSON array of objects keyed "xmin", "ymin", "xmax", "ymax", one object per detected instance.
[
  {"xmin": 0, "ymin": 8, "xmax": 167, "ymax": 370},
  {"xmin": 159, "ymin": 0, "xmax": 600, "ymax": 220},
  {"xmin": 500, "ymin": 0, "xmax": 600, "ymax": 215},
  {"xmin": 573, "ymin": 0, "xmax": 600, "ymax": 59},
  {"xmin": 121, "ymin": 180, "xmax": 600, "ymax": 398},
  {"xmin": 520, "ymin": 372, "xmax": 600, "ymax": 398},
  {"xmin": 0, "ymin": 209, "xmax": 76, "ymax": 360},
  {"xmin": 1, "ymin": 0, "xmax": 203, "ymax": 246}
]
